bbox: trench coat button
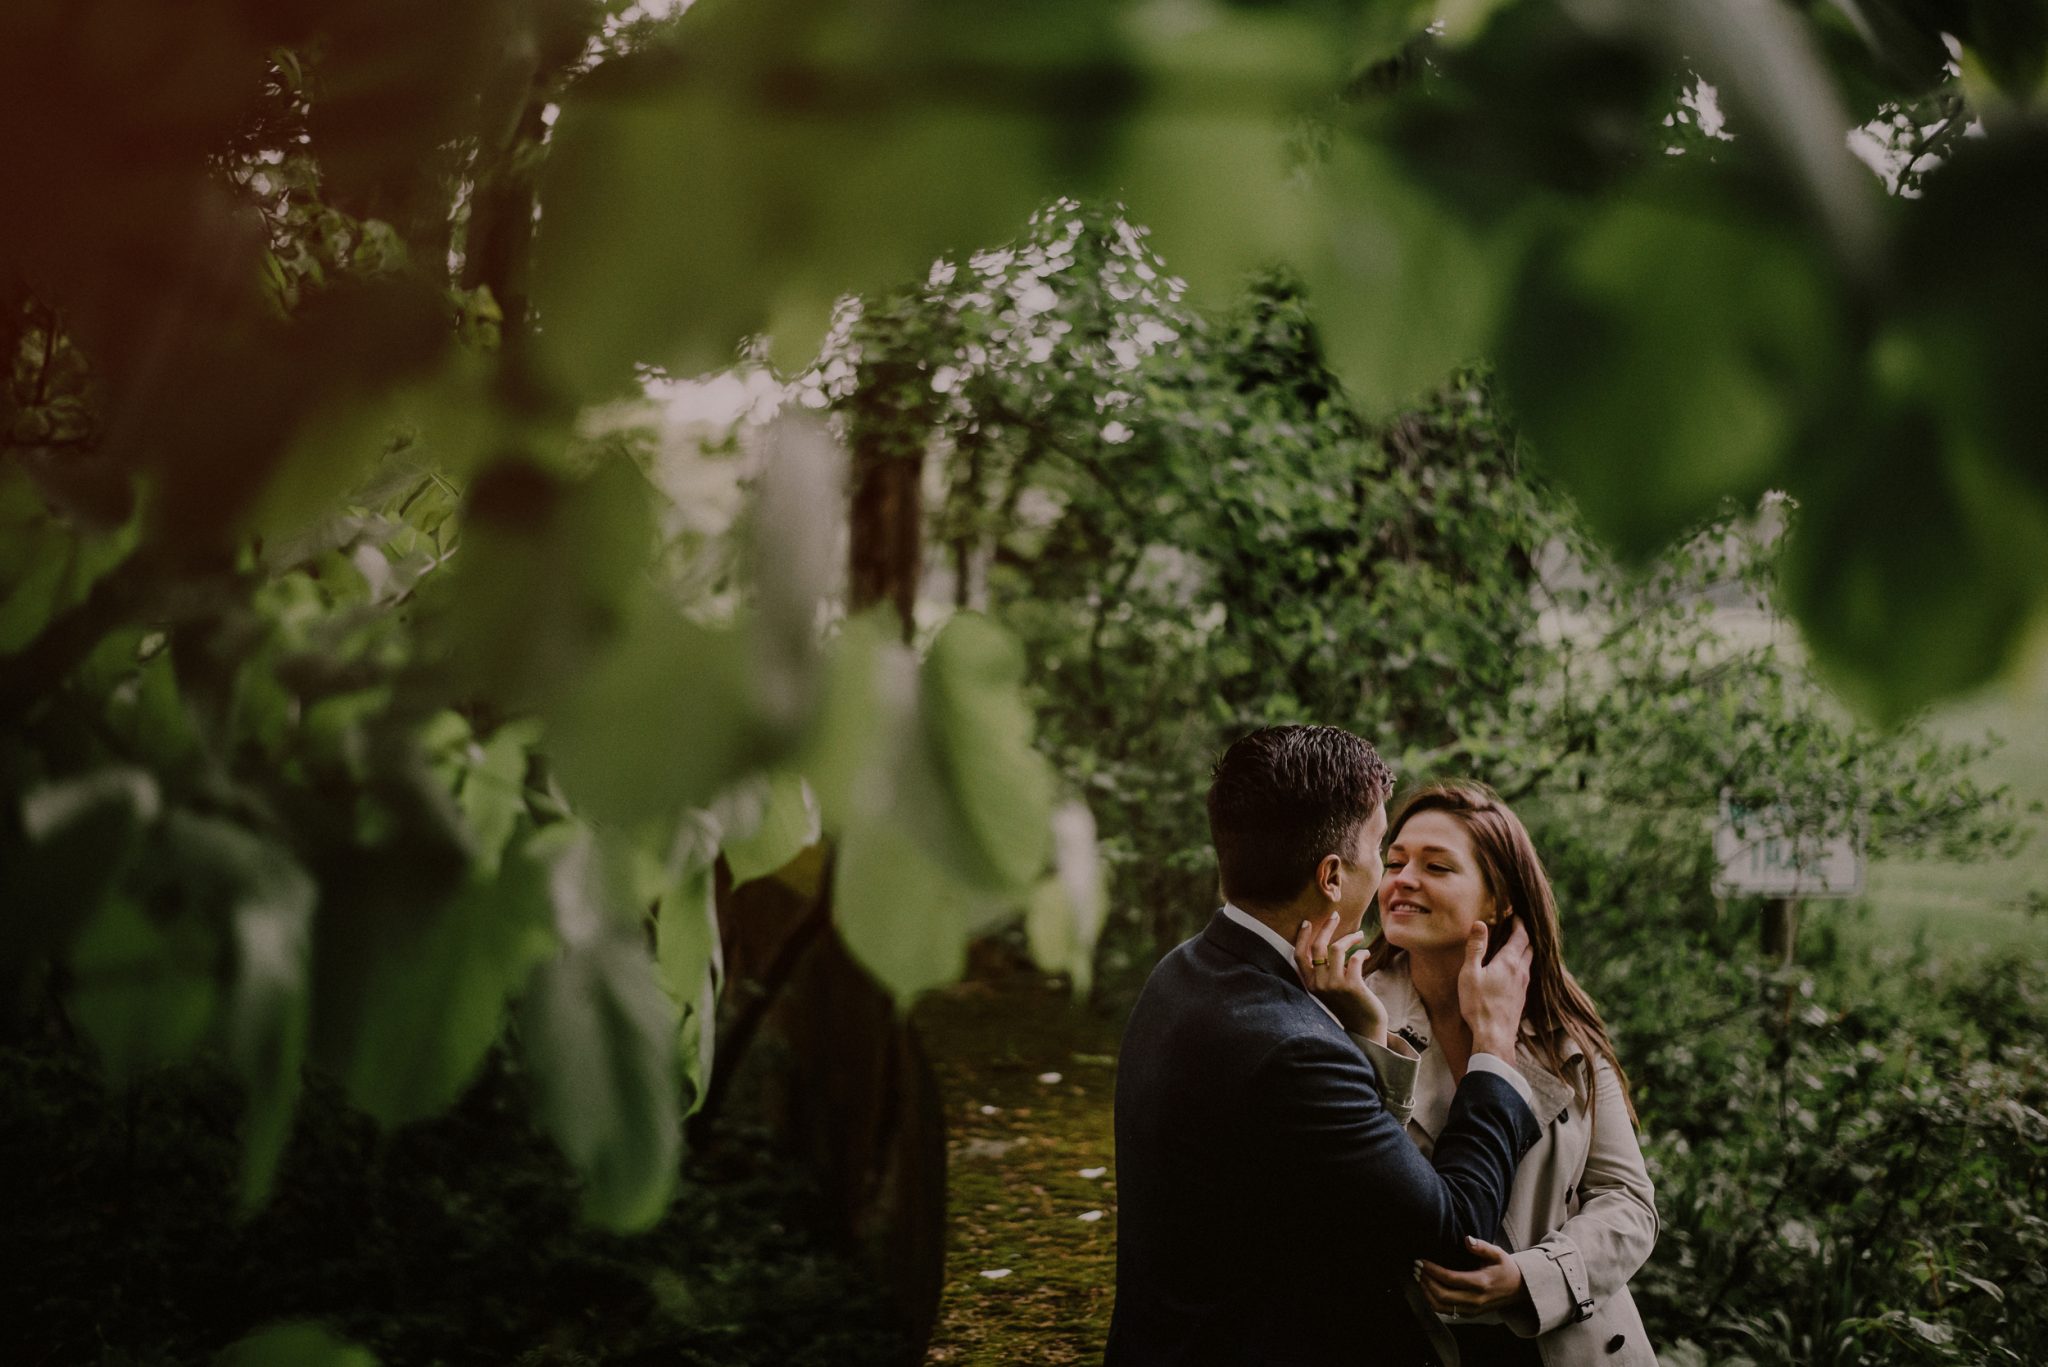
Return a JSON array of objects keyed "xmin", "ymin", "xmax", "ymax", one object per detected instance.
[{"xmin": 1605, "ymin": 1334, "xmax": 1625, "ymax": 1353}]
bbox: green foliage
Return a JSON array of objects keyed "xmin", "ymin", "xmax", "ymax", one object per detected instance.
[
  {"xmin": 333, "ymin": 846, "xmax": 554, "ymax": 1128},
  {"xmin": 1, "ymin": 0, "xmax": 1089, "ymax": 1245},
  {"xmin": 217, "ymin": 1324, "xmax": 377, "ymax": 1367},
  {"xmin": 1496, "ymin": 182, "xmax": 1843, "ymax": 562},
  {"xmin": 1343, "ymin": 0, "xmax": 2048, "ymax": 716},
  {"xmin": 719, "ymin": 772, "xmax": 818, "ymax": 888},
  {"xmin": 6, "ymin": 0, "xmax": 2048, "ymax": 1349},
  {"xmin": 3, "ymin": 1029, "xmax": 910, "ymax": 1366},
  {"xmin": 816, "ymin": 193, "xmax": 2038, "ymax": 1362},
  {"xmin": 918, "ymin": 614, "xmax": 1056, "ymax": 892},
  {"xmin": 566, "ymin": 0, "xmax": 2048, "ymax": 719},
  {"xmin": 1545, "ymin": 840, "xmax": 2048, "ymax": 1366},
  {"xmin": 518, "ymin": 827, "xmax": 684, "ymax": 1230},
  {"xmin": 804, "ymin": 609, "xmax": 1064, "ymax": 1001},
  {"xmin": 831, "ymin": 229, "xmax": 2013, "ymax": 969}
]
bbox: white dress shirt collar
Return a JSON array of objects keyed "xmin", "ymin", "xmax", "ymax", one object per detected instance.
[{"xmin": 1220, "ymin": 901, "xmax": 1308, "ymax": 976}]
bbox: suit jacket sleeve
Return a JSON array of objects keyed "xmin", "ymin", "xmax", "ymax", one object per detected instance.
[
  {"xmin": 1505, "ymin": 1058, "xmax": 1660, "ymax": 1336},
  {"xmin": 1254, "ymin": 1030, "xmax": 1541, "ymax": 1266}
]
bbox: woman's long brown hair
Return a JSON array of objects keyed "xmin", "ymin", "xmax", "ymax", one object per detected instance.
[{"xmin": 1365, "ymin": 781, "xmax": 1638, "ymax": 1125}]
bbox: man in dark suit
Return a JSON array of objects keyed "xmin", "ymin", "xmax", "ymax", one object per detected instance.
[{"xmin": 1106, "ymin": 725, "xmax": 1541, "ymax": 1367}]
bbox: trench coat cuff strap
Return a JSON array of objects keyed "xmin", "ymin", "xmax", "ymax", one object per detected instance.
[
  {"xmin": 1358, "ymin": 1036, "xmax": 1420, "ymax": 1126},
  {"xmin": 1513, "ymin": 1244, "xmax": 1592, "ymax": 1335}
]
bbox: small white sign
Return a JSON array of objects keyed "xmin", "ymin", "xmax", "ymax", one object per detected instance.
[{"xmin": 1714, "ymin": 797, "xmax": 1864, "ymax": 898}]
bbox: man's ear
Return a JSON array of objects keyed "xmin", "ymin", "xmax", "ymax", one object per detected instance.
[{"xmin": 1319, "ymin": 852, "xmax": 1344, "ymax": 900}]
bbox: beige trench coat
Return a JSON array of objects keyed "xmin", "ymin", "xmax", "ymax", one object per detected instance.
[{"xmin": 1374, "ymin": 966, "xmax": 1661, "ymax": 1367}]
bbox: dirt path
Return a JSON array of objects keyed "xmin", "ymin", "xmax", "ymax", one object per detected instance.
[{"xmin": 913, "ymin": 968, "xmax": 1123, "ymax": 1365}]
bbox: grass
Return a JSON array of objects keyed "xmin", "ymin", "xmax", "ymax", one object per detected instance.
[
  {"xmin": 1847, "ymin": 642, "xmax": 2048, "ymax": 960},
  {"xmin": 913, "ymin": 963, "xmax": 1122, "ymax": 1367}
]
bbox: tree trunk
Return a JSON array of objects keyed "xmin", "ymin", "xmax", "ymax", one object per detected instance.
[
  {"xmin": 698, "ymin": 423, "xmax": 944, "ymax": 1361},
  {"xmin": 703, "ymin": 870, "xmax": 947, "ymax": 1356},
  {"xmin": 848, "ymin": 432, "xmax": 923, "ymax": 642}
]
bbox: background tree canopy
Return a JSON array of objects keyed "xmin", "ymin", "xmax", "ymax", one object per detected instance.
[{"xmin": 3, "ymin": 0, "xmax": 2046, "ymax": 1363}]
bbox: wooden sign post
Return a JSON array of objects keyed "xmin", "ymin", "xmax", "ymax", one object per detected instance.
[{"xmin": 1714, "ymin": 795, "xmax": 1864, "ymax": 964}]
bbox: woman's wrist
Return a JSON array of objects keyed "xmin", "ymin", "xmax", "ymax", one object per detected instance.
[{"xmin": 1470, "ymin": 1027, "xmax": 1517, "ymax": 1060}]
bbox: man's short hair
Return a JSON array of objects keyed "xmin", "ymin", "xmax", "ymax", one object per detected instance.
[{"xmin": 1206, "ymin": 724, "xmax": 1395, "ymax": 907}]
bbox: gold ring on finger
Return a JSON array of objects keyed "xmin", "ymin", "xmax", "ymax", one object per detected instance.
[{"xmin": 1310, "ymin": 957, "xmax": 1327, "ymax": 967}]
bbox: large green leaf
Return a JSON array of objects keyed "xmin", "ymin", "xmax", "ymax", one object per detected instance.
[
  {"xmin": 0, "ymin": 465, "xmax": 139, "ymax": 655},
  {"xmin": 1359, "ymin": 0, "xmax": 1671, "ymax": 225},
  {"xmin": 163, "ymin": 813, "xmax": 319, "ymax": 1209},
  {"xmin": 798, "ymin": 608, "xmax": 919, "ymax": 829},
  {"xmin": 1812, "ymin": 0, "xmax": 1969, "ymax": 100},
  {"xmin": 718, "ymin": 771, "xmax": 819, "ymax": 887},
  {"xmin": 531, "ymin": 0, "xmax": 1366, "ymax": 392},
  {"xmin": 66, "ymin": 892, "xmax": 217, "ymax": 1087},
  {"xmin": 215, "ymin": 1323, "xmax": 377, "ymax": 1367},
  {"xmin": 654, "ymin": 834, "xmax": 721, "ymax": 1115},
  {"xmin": 26, "ymin": 773, "xmax": 216, "ymax": 1086},
  {"xmin": 140, "ymin": 278, "xmax": 454, "ymax": 557},
  {"xmin": 746, "ymin": 418, "xmax": 844, "ymax": 733},
  {"xmin": 911, "ymin": 612, "xmax": 1055, "ymax": 893},
  {"xmin": 541, "ymin": 424, "xmax": 839, "ymax": 825},
  {"xmin": 1772, "ymin": 132, "xmax": 2048, "ymax": 720},
  {"xmin": 1092, "ymin": 0, "xmax": 1336, "ymax": 309},
  {"xmin": 338, "ymin": 851, "xmax": 556, "ymax": 1128},
  {"xmin": 1024, "ymin": 798, "xmax": 1108, "ymax": 994},
  {"xmin": 518, "ymin": 827, "xmax": 683, "ymax": 1231},
  {"xmin": 833, "ymin": 817, "xmax": 992, "ymax": 1004},
  {"xmin": 544, "ymin": 597, "xmax": 781, "ymax": 826},
  {"xmin": 532, "ymin": 0, "xmax": 1129, "ymax": 393},
  {"xmin": 114, "ymin": 648, "xmax": 203, "ymax": 769},
  {"xmin": 1626, "ymin": 0, "xmax": 1882, "ymax": 268},
  {"xmin": 455, "ymin": 718, "xmax": 542, "ymax": 878},
  {"xmin": 804, "ymin": 612, "xmax": 1058, "ymax": 998},
  {"xmin": 1890, "ymin": 132, "xmax": 2048, "ymax": 513},
  {"xmin": 10, "ymin": 767, "xmax": 160, "ymax": 975},
  {"xmin": 1958, "ymin": 0, "xmax": 2048, "ymax": 104},
  {"xmin": 248, "ymin": 355, "xmax": 500, "ymax": 545},
  {"xmin": 1780, "ymin": 396, "xmax": 2044, "ymax": 725},
  {"xmin": 1303, "ymin": 140, "xmax": 1523, "ymax": 414},
  {"xmin": 440, "ymin": 456, "xmax": 657, "ymax": 714},
  {"xmin": 1497, "ymin": 180, "xmax": 1844, "ymax": 561}
]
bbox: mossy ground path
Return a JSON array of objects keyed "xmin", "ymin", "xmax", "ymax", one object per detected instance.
[{"xmin": 915, "ymin": 967, "xmax": 1123, "ymax": 1365}]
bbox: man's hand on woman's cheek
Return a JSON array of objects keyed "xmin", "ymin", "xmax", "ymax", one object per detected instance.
[{"xmin": 1293, "ymin": 908, "xmax": 1387, "ymax": 1045}]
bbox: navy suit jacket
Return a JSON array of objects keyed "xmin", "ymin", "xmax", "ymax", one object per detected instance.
[{"xmin": 1105, "ymin": 911, "xmax": 1541, "ymax": 1367}]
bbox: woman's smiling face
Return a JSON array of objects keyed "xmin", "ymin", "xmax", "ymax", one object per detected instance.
[{"xmin": 1379, "ymin": 809, "xmax": 1499, "ymax": 953}]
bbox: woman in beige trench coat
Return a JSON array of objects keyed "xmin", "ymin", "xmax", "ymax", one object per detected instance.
[{"xmin": 1299, "ymin": 781, "xmax": 1659, "ymax": 1367}]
